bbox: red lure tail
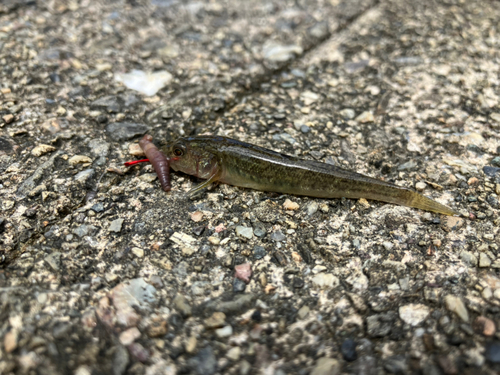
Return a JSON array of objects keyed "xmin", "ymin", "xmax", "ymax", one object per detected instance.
[{"xmin": 124, "ymin": 159, "xmax": 150, "ymax": 167}]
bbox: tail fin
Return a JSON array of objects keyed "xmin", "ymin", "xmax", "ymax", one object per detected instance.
[{"xmin": 409, "ymin": 193, "xmax": 459, "ymax": 216}]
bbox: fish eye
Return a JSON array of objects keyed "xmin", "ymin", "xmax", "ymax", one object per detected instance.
[{"xmin": 173, "ymin": 144, "xmax": 185, "ymax": 156}]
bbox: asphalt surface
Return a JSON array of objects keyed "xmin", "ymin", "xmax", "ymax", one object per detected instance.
[{"xmin": 1, "ymin": 0, "xmax": 500, "ymax": 374}]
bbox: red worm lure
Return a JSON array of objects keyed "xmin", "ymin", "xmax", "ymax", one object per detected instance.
[{"xmin": 124, "ymin": 134, "xmax": 171, "ymax": 192}]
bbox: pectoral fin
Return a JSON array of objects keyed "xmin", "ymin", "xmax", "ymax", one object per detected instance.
[{"xmin": 187, "ymin": 166, "xmax": 221, "ymax": 197}]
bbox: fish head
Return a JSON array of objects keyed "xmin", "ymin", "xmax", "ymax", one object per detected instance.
[{"xmin": 164, "ymin": 137, "xmax": 218, "ymax": 179}]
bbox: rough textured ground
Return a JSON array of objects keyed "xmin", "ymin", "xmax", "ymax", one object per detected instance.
[{"xmin": 1, "ymin": 0, "xmax": 500, "ymax": 374}]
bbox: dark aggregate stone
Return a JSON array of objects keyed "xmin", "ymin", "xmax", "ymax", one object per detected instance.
[
  {"xmin": 122, "ymin": 93, "xmax": 140, "ymax": 107},
  {"xmin": 272, "ymin": 251, "xmax": 287, "ymax": 266},
  {"xmin": 91, "ymin": 203, "xmax": 105, "ymax": 212},
  {"xmin": 44, "ymin": 225, "xmax": 59, "ymax": 239},
  {"xmin": 67, "ymin": 84, "xmax": 87, "ymax": 97},
  {"xmin": 297, "ymin": 244, "xmax": 313, "ymax": 264},
  {"xmin": 73, "ymin": 224, "xmax": 97, "ymax": 238},
  {"xmin": 486, "ymin": 195, "xmax": 499, "ymax": 208},
  {"xmin": 253, "ymin": 246, "xmax": 266, "ymax": 259},
  {"xmin": 106, "ymin": 122, "xmax": 150, "ymax": 141},
  {"xmin": 251, "ymin": 310, "xmax": 262, "ymax": 322},
  {"xmin": 194, "ymin": 346, "xmax": 216, "ymax": 375},
  {"xmin": 49, "ymin": 73, "xmax": 61, "ymax": 83},
  {"xmin": 97, "ymin": 114, "xmax": 108, "ymax": 124},
  {"xmin": 168, "ymin": 313, "xmax": 184, "ymax": 331},
  {"xmin": 466, "ymin": 144, "xmax": 483, "ymax": 153},
  {"xmin": 300, "ymin": 125, "xmax": 310, "ymax": 133},
  {"xmin": 485, "ymin": 341, "xmax": 500, "ymax": 363},
  {"xmin": 91, "ymin": 95, "xmax": 121, "ymax": 112},
  {"xmin": 341, "ymin": 338, "xmax": 357, "ymax": 362},
  {"xmin": 491, "ymin": 156, "xmax": 500, "ymax": 167},
  {"xmin": 253, "ymin": 223, "xmax": 267, "ymax": 237},
  {"xmin": 0, "ymin": 137, "xmax": 13, "ymax": 153},
  {"xmin": 293, "ymin": 277, "xmax": 304, "ymax": 289},
  {"xmin": 483, "ymin": 166, "xmax": 500, "ymax": 178},
  {"xmin": 366, "ymin": 313, "xmax": 394, "ymax": 338},
  {"xmin": 233, "ymin": 278, "xmax": 246, "ymax": 292},
  {"xmin": 383, "ymin": 355, "xmax": 406, "ymax": 374},
  {"xmin": 355, "ymin": 356, "xmax": 377, "ymax": 375},
  {"xmin": 192, "ymin": 225, "xmax": 205, "ymax": 236}
]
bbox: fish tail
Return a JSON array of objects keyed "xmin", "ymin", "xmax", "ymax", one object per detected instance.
[{"xmin": 408, "ymin": 191, "xmax": 459, "ymax": 216}]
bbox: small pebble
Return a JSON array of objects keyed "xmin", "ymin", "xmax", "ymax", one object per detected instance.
[
  {"xmin": 398, "ymin": 160, "xmax": 417, "ymax": 171},
  {"xmin": 204, "ymin": 312, "xmax": 226, "ymax": 329},
  {"xmin": 297, "ymin": 305, "xmax": 310, "ymax": 319},
  {"xmin": 226, "ymin": 346, "xmax": 241, "ymax": 361},
  {"xmin": 173, "ymin": 294, "xmax": 192, "ymax": 317},
  {"xmin": 415, "ymin": 182, "xmax": 427, "ymax": 191},
  {"xmin": 482, "ymin": 287, "xmax": 492, "ymax": 300},
  {"xmin": 306, "ymin": 201, "xmax": 319, "ymax": 216},
  {"xmin": 131, "ymin": 247, "xmax": 144, "ymax": 257},
  {"xmin": 74, "ymin": 169, "xmax": 95, "ymax": 183},
  {"xmin": 106, "ymin": 122, "xmax": 150, "ymax": 141},
  {"xmin": 253, "ymin": 223, "xmax": 266, "ymax": 237},
  {"xmin": 3, "ymin": 114, "xmax": 14, "ymax": 123},
  {"xmin": 383, "ymin": 241, "xmax": 394, "ymax": 251},
  {"xmin": 109, "ymin": 218, "xmax": 124, "ymax": 233},
  {"xmin": 235, "ymin": 263, "xmax": 252, "ymax": 284},
  {"xmin": 190, "ymin": 211, "xmax": 204, "ymax": 222},
  {"xmin": 399, "ymin": 304, "xmax": 430, "ymax": 326},
  {"xmin": 185, "ymin": 336, "xmax": 197, "ymax": 353},
  {"xmin": 473, "ymin": 316, "xmax": 496, "ymax": 336},
  {"xmin": 208, "ymin": 236, "xmax": 220, "ymax": 245},
  {"xmin": 485, "ymin": 342, "xmax": 500, "ymax": 363},
  {"xmin": 119, "ymin": 327, "xmax": 141, "ymax": 346},
  {"xmin": 32, "ymin": 144, "xmax": 56, "ymax": 157},
  {"xmin": 69, "ymin": 155, "xmax": 92, "ymax": 165},
  {"xmin": 128, "ymin": 143, "xmax": 145, "ymax": 156},
  {"xmin": 479, "ymin": 253, "xmax": 492, "ymax": 268},
  {"xmin": 128, "ymin": 343, "xmax": 149, "ymax": 363},
  {"xmin": 355, "ymin": 111, "xmax": 374, "ymax": 123},
  {"xmin": 493, "ymin": 289, "xmax": 500, "ymax": 300},
  {"xmin": 341, "ymin": 339, "xmax": 357, "ymax": 362},
  {"xmin": 283, "ymin": 199, "xmax": 299, "ymax": 210},
  {"xmin": 233, "ymin": 278, "xmax": 246, "ymax": 292},
  {"xmin": 270, "ymin": 230, "xmax": 286, "ymax": 242},
  {"xmin": 235, "ymin": 226, "xmax": 253, "ymax": 240},
  {"xmin": 253, "ymin": 246, "xmax": 266, "ymax": 260},
  {"xmin": 444, "ymin": 295, "xmax": 469, "ymax": 322},
  {"xmin": 215, "ymin": 325, "xmax": 233, "ymax": 338},
  {"xmin": 311, "ymin": 273, "xmax": 339, "ymax": 289},
  {"xmin": 339, "ymin": 108, "xmax": 355, "ymax": 119},
  {"xmin": 4, "ymin": 330, "xmax": 18, "ymax": 353}
]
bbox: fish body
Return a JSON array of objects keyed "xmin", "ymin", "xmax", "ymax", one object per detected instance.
[{"xmin": 163, "ymin": 136, "xmax": 459, "ymax": 216}]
